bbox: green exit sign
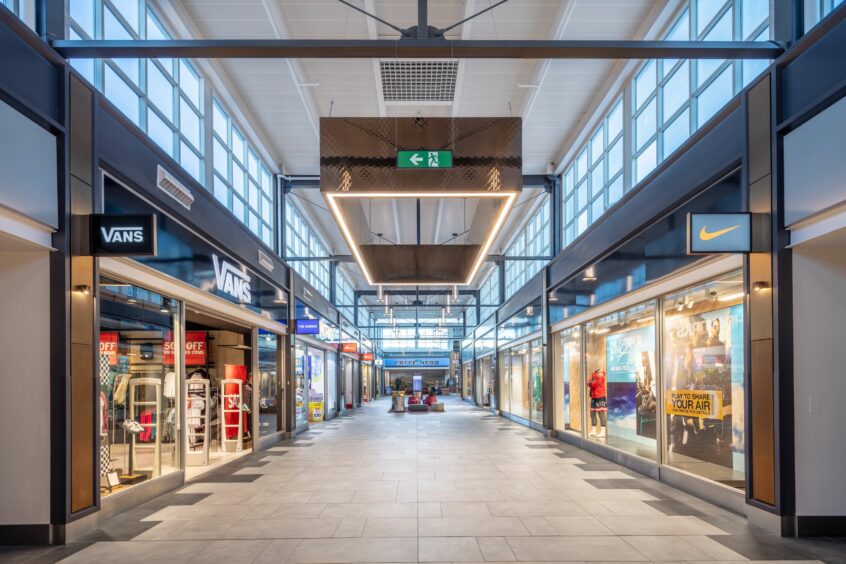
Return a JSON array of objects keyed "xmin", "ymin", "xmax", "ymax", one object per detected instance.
[{"xmin": 396, "ymin": 150, "xmax": 453, "ymax": 169}]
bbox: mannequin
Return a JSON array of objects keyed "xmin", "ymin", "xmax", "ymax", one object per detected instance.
[{"xmin": 587, "ymin": 368, "xmax": 607, "ymax": 438}]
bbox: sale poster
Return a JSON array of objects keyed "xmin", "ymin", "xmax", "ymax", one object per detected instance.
[
  {"xmin": 99, "ymin": 332, "xmax": 119, "ymax": 366},
  {"xmin": 162, "ymin": 331, "xmax": 207, "ymax": 365}
]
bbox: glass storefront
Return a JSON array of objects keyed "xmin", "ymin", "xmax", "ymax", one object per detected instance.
[
  {"xmin": 662, "ymin": 272, "xmax": 745, "ymax": 488},
  {"xmin": 497, "ymin": 337, "xmax": 542, "ymax": 424},
  {"xmin": 553, "ymin": 326, "xmax": 582, "ymax": 434},
  {"xmin": 257, "ymin": 330, "xmax": 280, "ymax": 437},
  {"xmin": 327, "ymin": 352, "xmax": 338, "ymax": 416},
  {"xmin": 99, "ymin": 277, "xmax": 180, "ymax": 497},
  {"xmin": 307, "ymin": 347, "xmax": 325, "ymax": 422},
  {"xmin": 552, "ymin": 270, "xmax": 745, "ymax": 489},
  {"xmin": 461, "ymin": 361, "xmax": 473, "ymax": 399},
  {"xmin": 585, "ymin": 301, "xmax": 657, "ymax": 460},
  {"xmin": 510, "ymin": 342, "xmax": 531, "ymax": 420},
  {"xmin": 294, "ymin": 342, "xmax": 307, "ymax": 426},
  {"xmin": 530, "ymin": 338, "xmax": 543, "ymax": 423},
  {"xmin": 473, "ymin": 356, "xmax": 492, "ymax": 407}
]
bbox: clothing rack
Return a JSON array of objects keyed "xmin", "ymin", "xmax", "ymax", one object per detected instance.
[{"xmin": 129, "ymin": 378, "xmax": 161, "ymax": 477}]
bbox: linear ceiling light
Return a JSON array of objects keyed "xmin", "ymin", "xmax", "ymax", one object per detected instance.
[{"xmin": 326, "ymin": 191, "xmax": 518, "ymax": 287}]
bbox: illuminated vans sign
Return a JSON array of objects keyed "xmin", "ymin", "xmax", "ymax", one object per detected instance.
[
  {"xmin": 213, "ymin": 254, "xmax": 252, "ymax": 302},
  {"xmin": 91, "ymin": 214, "xmax": 157, "ymax": 256}
]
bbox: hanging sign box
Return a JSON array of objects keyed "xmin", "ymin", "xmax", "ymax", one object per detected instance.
[
  {"xmin": 686, "ymin": 213, "xmax": 769, "ymax": 254},
  {"xmin": 341, "ymin": 342, "xmax": 358, "ymax": 354},
  {"xmin": 295, "ymin": 319, "xmax": 320, "ymax": 335},
  {"xmin": 90, "ymin": 214, "xmax": 157, "ymax": 256},
  {"xmin": 361, "ymin": 352, "xmax": 374, "ymax": 362}
]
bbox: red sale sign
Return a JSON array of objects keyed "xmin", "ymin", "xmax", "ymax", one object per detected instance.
[
  {"xmin": 163, "ymin": 331, "xmax": 207, "ymax": 365},
  {"xmin": 100, "ymin": 332, "xmax": 118, "ymax": 366}
]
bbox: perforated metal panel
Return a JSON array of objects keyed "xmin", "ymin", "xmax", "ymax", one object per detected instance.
[{"xmin": 380, "ymin": 59, "xmax": 459, "ymax": 104}]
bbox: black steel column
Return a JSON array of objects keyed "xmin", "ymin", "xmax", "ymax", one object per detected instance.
[
  {"xmin": 550, "ymin": 175, "xmax": 562, "ymax": 257},
  {"xmin": 279, "ymin": 177, "xmax": 289, "ymax": 257},
  {"xmin": 773, "ymin": 0, "xmax": 804, "ymax": 46},
  {"xmin": 36, "ymin": 0, "xmax": 64, "ymax": 41},
  {"xmin": 417, "ymin": 0, "xmax": 428, "ymax": 38}
]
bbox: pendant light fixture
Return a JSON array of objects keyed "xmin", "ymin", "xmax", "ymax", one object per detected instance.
[
  {"xmin": 453, "ymin": 285, "xmax": 459, "ymax": 301},
  {"xmin": 377, "ymin": 285, "xmax": 384, "ymax": 302}
]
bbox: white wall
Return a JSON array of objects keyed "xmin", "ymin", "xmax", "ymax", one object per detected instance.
[
  {"xmin": 793, "ymin": 240, "xmax": 846, "ymax": 516},
  {"xmin": 0, "ymin": 250, "xmax": 51, "ymax": 524}
]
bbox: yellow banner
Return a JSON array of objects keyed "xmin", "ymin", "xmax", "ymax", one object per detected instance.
[{"xmin": 666, "ymin": 389, "xmax": 723, "ymax": 418}]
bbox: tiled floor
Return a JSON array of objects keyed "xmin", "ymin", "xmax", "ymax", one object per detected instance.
[{"xmin": 4, "ymin": 396, "xmax": 846, "ymax": 563}]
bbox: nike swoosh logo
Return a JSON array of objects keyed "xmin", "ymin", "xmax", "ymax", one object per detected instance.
[{"xmin": 699, "ymin": 225, "xmax": 739, "ymax": 241}]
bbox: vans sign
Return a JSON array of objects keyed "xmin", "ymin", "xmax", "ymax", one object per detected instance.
[
  {"xmin": 213, "ymin": 254, "xmax": 252, "ymax": 303},
  {"xmin": 91, "ymin": 214, "xmax": 157, "ymax": 256}
]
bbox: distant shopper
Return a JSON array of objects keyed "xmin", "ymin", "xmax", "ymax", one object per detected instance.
[{"xmin": 425, "ymin": 389, "xmax": 438, "ymax": 406}]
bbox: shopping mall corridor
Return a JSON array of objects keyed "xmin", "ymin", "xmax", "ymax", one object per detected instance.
[{"xmin": 5, "ymin": 397, "xmax": 845, "ymax": 564}]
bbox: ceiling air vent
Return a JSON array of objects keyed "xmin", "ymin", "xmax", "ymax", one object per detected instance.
[
  {"xmin": 157, "ymin": 165, "xmax": 195, "ymax": 210},
  {"xmin": 380, "ymin": 59, "xmax": 458, "ymax": 105}
]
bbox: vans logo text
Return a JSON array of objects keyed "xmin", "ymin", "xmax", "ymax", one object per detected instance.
[
  {"xmin": 101, "ymin": 226, "xmax": 144, "ymax": 244},
  {"xmin": 212, "ymin": 254, "xmax": 252, "ymax": 303}
]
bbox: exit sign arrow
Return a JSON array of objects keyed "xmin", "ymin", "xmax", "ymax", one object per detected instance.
[{"xmin": 396, "ymin": 150, "xmax": 453, "ymax": 169}]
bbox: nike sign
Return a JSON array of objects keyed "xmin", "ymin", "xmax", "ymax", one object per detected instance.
[{"xmin": 699, "ymin": 224, "xmax": 739, "ymax": 241}]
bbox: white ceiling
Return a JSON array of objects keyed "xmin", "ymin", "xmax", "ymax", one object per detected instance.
[{"xmin": 168, "ymin": 0, "xmax": 667, "ymax": 290}]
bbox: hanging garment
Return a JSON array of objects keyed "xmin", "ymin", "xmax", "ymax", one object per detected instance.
[
  {"xmin": 163, "ymin": 372, "xmax": 176, "ymax": 399},
  {"xmin": 139, "ymin": 409, "xmax": 155, "ymax": 443},
  {"xmin": 99, "ymin": 391, "xmax": 108, "ymax": 437},
  {"xmin": 113, "ymin": 374, "xmax": 131, "ymax": 405}
]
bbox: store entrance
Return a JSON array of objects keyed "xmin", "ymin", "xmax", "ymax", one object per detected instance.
[
  {"xmin": 184, "ymin": 308, "xmax": 253, "ymax": 480},
  {"xmin": 388, "ymin": 370, "xmax": 449, "ymax": 395}
]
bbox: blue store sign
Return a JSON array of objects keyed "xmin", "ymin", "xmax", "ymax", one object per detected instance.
[{"xmin": 384, "ymin": 358, "xmax": 450, "ymax": 369}]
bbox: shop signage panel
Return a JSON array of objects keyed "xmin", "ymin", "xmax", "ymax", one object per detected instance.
[
  {"xmin": 666, "ymin": 389, "xmax": 723, "ymax": 418},
  {"xmin": 163, "ymin": 331, "xmax": 207, "ymax": 365},
  {"xmin": 341, "ymin": 342, "xmax": 358, "ymax": 353},
  {"xmin": 361, "ymin": 352, "xmax": 374, "ymax": 362},
  {"xmin": 99, "ymin": 332, "xmax": 118, "ymax": 366},
  {"xmin": 396, "ymin": 150, "xmax": 453, "ymax": 169},
  {"xmin": 91, "ymin": 214, "xmax": 157, "ymax": 256},
  {"xmin": 104, "ymin": 179, "xmax": 288, "ymax": 321},
  {"xmin": 295, "ymin": 319, "xmax": 320, "ymax": 335},
  {"xmin": 687, "ymin": 213, "xmax": 751, "ymax": 254},
  {"xmin": 384, "ymin": 358, "xmax": 450, "ymax": 369}
]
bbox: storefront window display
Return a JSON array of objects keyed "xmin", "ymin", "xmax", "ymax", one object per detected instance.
[
  {"xmin": 530, "ymin": 338, "xmax": 543, "ymax": 423},
  {"xmin": 474, "ymin": 356, "xmax": 492, "ymax": 407},
  {"xmin": 294, "ymin": 342, "xmax": 307, "ymax": 425},
  {"xmin": 553, "ymin": 326, "xmax": 582, "ymax": 434},
  {"xmin": 462, "ymin": 362, "xmax": 473, "ymax": 399},
  {"xmin": 662, "ymin": 271, "xmax": 745, "ymax": 488},
  {"xmin": 99, "ymin": 277, "xmax": 181, "ymax": 497},
  {"xmin": 308, "ymin": 347, "xmax": 325, "ymax": 422},
  {"xmin": 327, "ymin": 352, "xmax": 337, "ymax": 416},
  {"xmin": 585, "ymin": 301, "xmax": 657, "ymax": 461},
  {"xmin": 509, "ymin": 342, "xmax": 531, "ymax": 421},
  {"xmin": 258, "ymin": 330, "xmax": 280, "ymax": 437},
  {"xmin": 498, "ymin": 350, "xmax": 510, "ymax": 414}
]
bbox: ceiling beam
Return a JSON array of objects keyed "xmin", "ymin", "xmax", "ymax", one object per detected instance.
[
  {"xmin": 363, "ymin": 0, "xmax": 388, "ymax": 118},
  {"xmin": 52, "ymin": 39, "xmax": 783, "ymax": 60},
  {"xmin": 451, "ymin": 0, "xmax": 476, "ymax": 117}
]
